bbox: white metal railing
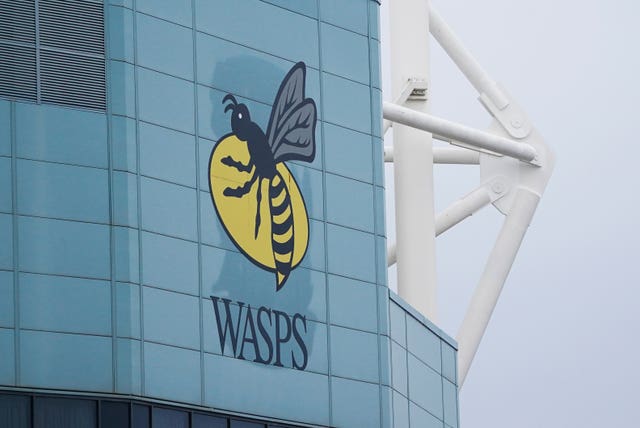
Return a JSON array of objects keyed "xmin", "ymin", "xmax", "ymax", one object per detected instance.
[{"xmin": 384, "ymin": 3, "xmax": 555, "ymax": 387}]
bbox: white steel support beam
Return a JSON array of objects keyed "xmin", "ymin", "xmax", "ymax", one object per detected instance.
[
  {"xmin": 383, "ymin": 102, "xmax": 539, "ymax": 164},
  {"xmin": 429, "ymin": 8, "xmax": 508, "ymax": 109},
  {"xmin": 389, "ymin": 0, "xmax": 437, "ymax": 320},
  {"xmin": 456, "ymin": 188, "xmax": 540, "ymax": 385},
  {"xmin": 385, "ymin": 146, "xmax": 480, "ymax": 164},
  {"xmin": 387, "ymin": 181, "xmax": 498, "ymax": 266}
]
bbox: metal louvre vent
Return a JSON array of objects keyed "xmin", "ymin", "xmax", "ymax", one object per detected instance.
[
  {"xmin": 0, "ymin": 0, "xmax": 106, "ymax": 110},
  {"xmin": 0, "ymin": 0, "xmax": 36, "ymax": 44},
  {"xmin": 39, "ymin": 0, "xmax": 105, "ymax": 55},
  {"xmin": 0, "ymin": 43, "xmax": 37, "ymax": 101},
  {"xmin": 40, "ymin": 49, "xmax": 105, "ymax": 110}
]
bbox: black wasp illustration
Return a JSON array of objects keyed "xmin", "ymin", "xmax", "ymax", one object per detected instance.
[{"xmin": 214, "ymin": 62, "xmax": 317, "ymax": 289}]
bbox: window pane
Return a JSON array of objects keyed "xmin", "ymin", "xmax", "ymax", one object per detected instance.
[
  {"xmin": 231, "ymin": 420, "xmax": 265, "ymax": 428},
  {"xmin": 152, "ymin": 407, "xmax": 189, "ymax": 428},
  {"xmin": 101, "ymin": 401, "xmax": 130, "ymax": 428},
  {"xmin": 192, "ymin": 413, "xmax": 227, "ymax": 428},
  {"xmin": 132, "ymin": 404, "xmax": 150, "ymax": 428},
  {"xmin": 34, "ymin": 397, "xmax": 97, "ymax": 428},
  {"xmin": 0, "ymin": 394, "xmax": 31, "ymax": 428}
]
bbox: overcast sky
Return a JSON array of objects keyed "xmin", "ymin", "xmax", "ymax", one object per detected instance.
[{"xmin": 379, "ymin": 1, "xmax": 640, "ymax": 426}]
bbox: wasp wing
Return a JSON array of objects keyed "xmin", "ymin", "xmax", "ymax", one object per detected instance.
[
  {"xmin": 267, "ymin": 62, "xmax": 306, "ymax": 150},
  {"xmin": 272, "ymin": 100, "xmax": 317, "ymax": 163}
]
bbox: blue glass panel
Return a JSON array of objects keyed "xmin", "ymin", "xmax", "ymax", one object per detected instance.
[
  {"xmin": 108, "ymin": 5, "xmax": 134, "ymax": 62},
  {"xmin": 144, "ymin": 342, "xmax": 201, "ymax": 404},
  {"xmin": 323, "ymin": 123, "xmax": 372, "ymax": 183},
  {"xmin": 325, "ymin": 173, "xmax": 374, "ymax": 233},
  {"xmin": 203, "ymin": 354, "xmax": 330, "ymax": 425},
  {"xmin": 18, "ymin": 216, "xmax": 110, "ymax": 279},
  {"xmin": 0, "ymin": 100, "xmax": 10, "ymax": 157},
  {"xmin": 369, "ymin": 1, "xmax": 380, "ymax": 40},
  {"xmin": 376, "ymin": 236, "xmax": 388, "ymax": 286},
  {"xmin": 116, "ymin": 338, "xmax": 141, "ymax": 394},
  {"xmin": 331, "ymin": 377, "xmax": 380, "ymax": 428},
  {"xmin": 139, "ymin": 122, "xmax": 196, "ymax": 188},
  {"xmin": 141, "ymin": 231, "xmax": 198, "ymax": 295},
  {"xmin": 328, "ymin": 274, "xmax": 377, "ymax": 332},
  {"xmin": 196, "ymin": 33, "xmax": 321, "ymax": 115},
  {"xmin": 114, "ymin": 226, "xmax": 139, "ymax": 283},
  {"xmin": 20, "ymin": 330, "xmax": 112, "ymax": 391},
  {"xmin": 406, "ymin": 314, "xmax": 442, "ymax": 373},
  {"xmin": 443, "ymin": 379, "xmax": 458, "ymax": 428},
  {"xmin": 138, "ymin": 68, "xmax": 195, "ymax": 134},
  {"xmin": 391, "ymin": 341, "xmax": 407, "ymax": 396},
  {"xmin": 300, "ymin": 219, "xmax": 325, "ymax": 272},
  {"xmin": 370, "ymin": 39, "xmax": 381, "ymax": 89},
  {"xmin": 15, "ymin": 103, "xmax": 108, "ymax": 168},
  {"xmin": 199, "ymin": 191, "xmax": 236, "ymax": 251},
  {"xmin": 0, "ymin": 157, "xmax": 10, "ymax": 213},
  {"xmin": 17, "ymin": 159, "xmax": 109, "ymax": 223},
  {"xmin": 143, "ymin": 286, "xmax": 199, "ymax": 350},
  {"xmin": 407, "ymin": 354, "xmax": 443, "ymax": 420},
  {"xmin": 320, "ymin": 0, "xmax": 368, "ymax": 35},
  {"xmin": 109, "ymin": 60, "xmax": 136, "ymax": 118},
  {"xmin": 326, "ymin": 224, "xmax": 375, "ymax": 283},
  {"xmin": 441, "ymin": 343, "xmax": 457, "ymax": 385},
  {"xmin": 330, "ymin": 326, "xmax": 378, "ymax": 383},
  {"xmin": 112, "ymin": 171, "xmax": 138, "ymax": 227},
  {"xmin": 305, "ymin": 320, "xmax": 328, "ymax": 375},
  {"xmin": 392, "ymin": 390, "xmax": 409, "ymax": 428},
  {"xmin": 381, "ymin": 385, "xmax": 393, "ymax": 428},
  {"xmin": 377, "ymin": 285, "xmax": 390, "ymax": 335},
  {"xmin": 140, "ymin": 177, "xmax": 197, "ymax": 241},
  {"xmin": 0, "ymin": 272, "xmax": 13, "ymax": 328},
  {"xmin": 389, "ymin": 301, "xmax": 406, "ymax": 347},
  {"xmin": 410, "ymin": 402, "xmax": 443, "ymax": 428},
  {"xmin": 202, "ymin": 245, "xmax": 327, "ymax": 324},
  {"xmin": 371, "ymin": 88, "xmax": 382, "ymax": 137},
  {"xmin": 375, "ymin": 186, "xmax": 385, "ymax": 234},
  {"xmin": 19, "ymin": 272, "xmax": 111, "ymax": 335},
  {"xmin": 260, "ymin": 0, "xmax": 317, "ymax": 18},
  {"xmin": 0, "ymin": 328, "xmax": 14, "ymax": 385},
  {"xmin": 136, "ymin": 13, "xmax": 194, "ymax": 80},
  {"xmin": 0, "ymin": 214, "xmax": 12, "ymax": 270},
  {"xmin": 373, "ymin": 137, "xmax": 384, "ymax": 187},
  {"xmin": 137, "ymin": 0, "xmax": 192, "ymax": 27},
  {"xmin": 195, "ymin": 0, "xmax": 319, "ymax": 69},
  {"xmin": 322, "ymin": 73, "xmax": 371, "ymax": 135},
  {"xmin": 111, "ymin": 115, "xmax": 137, "ymax": 173},
  {"xmin": 116, "ymin": 282, "xmax": 140, "ymax": 338},
  {"xmin": 378, "ymin": 335, "xmax": 392, "ymax": 387},
  {"xmin": 320, "ymin": 23, "xmax": 369, "ymax": 85},
  {"xmin": 286, "ymin": 163, "xmax": 323, "ymax": 221}
]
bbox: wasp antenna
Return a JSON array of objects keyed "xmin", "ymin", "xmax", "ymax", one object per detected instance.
[
  {"xmin": 224, "ymin": 103, "xmax": 235, "ymax": 113},
  {"xmin": 222, "ymin": 93, "xmax": 238, "ymax": 106}
]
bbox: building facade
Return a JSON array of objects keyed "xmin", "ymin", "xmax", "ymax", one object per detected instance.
[{"xmin": 0, "ymin": 1, "xmax": 459, "ymax": 426}]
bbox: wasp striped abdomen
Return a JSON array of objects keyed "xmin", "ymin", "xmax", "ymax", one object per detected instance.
[{"xmin": 269, "ymin": 171, "xmax": 295, "ymax": 289}]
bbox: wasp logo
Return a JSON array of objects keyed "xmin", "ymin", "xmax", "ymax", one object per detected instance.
[{"xmin": 208, "ymin": 62, "xmax": 317, "ymax": 291}]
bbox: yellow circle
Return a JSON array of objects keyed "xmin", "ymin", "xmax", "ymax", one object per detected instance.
[{"xmin": 209, "ymin": 134, "xmax": 309, "ymax": 271}]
